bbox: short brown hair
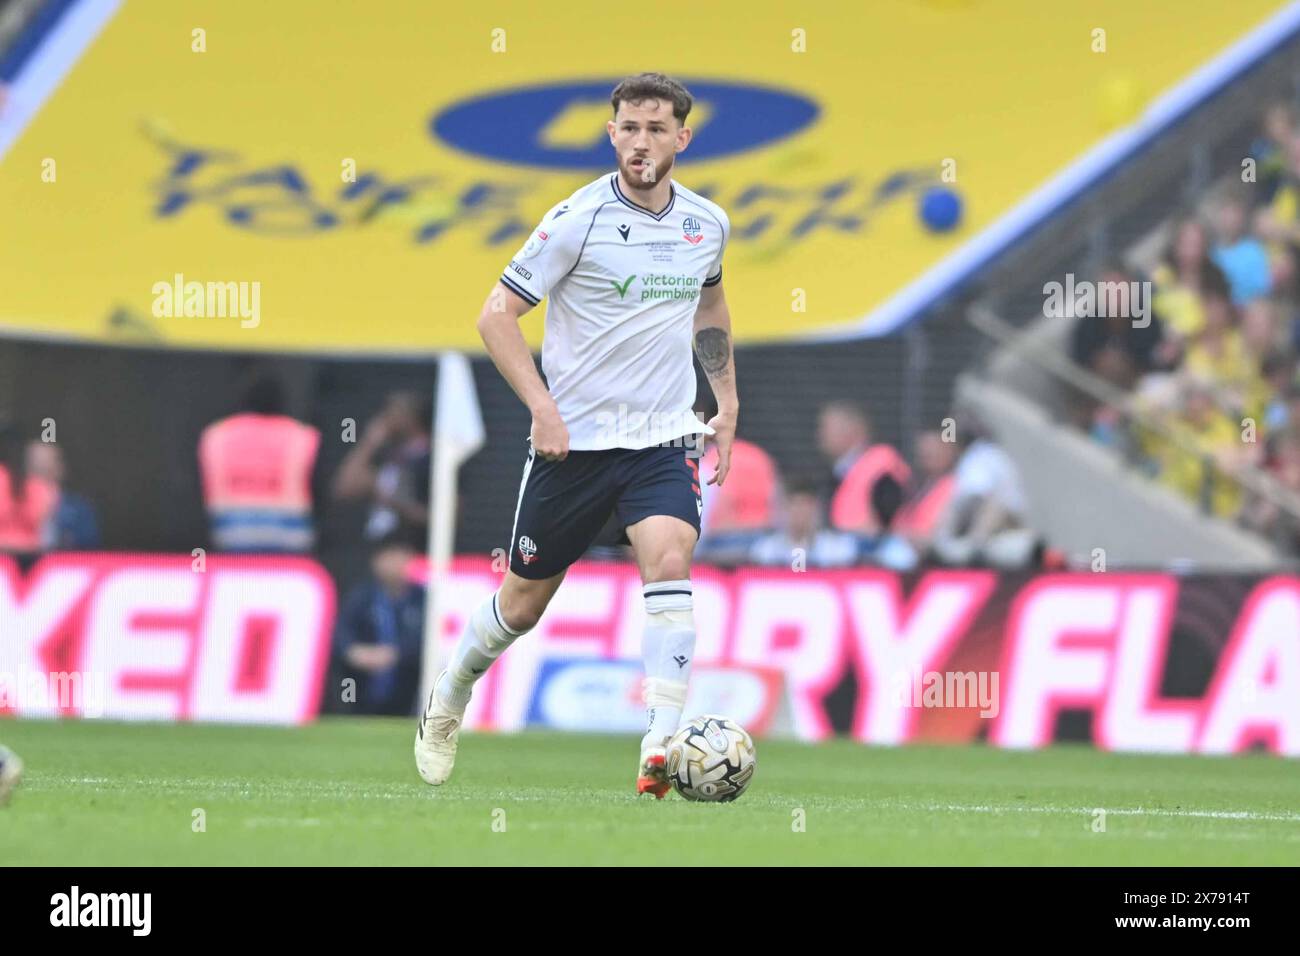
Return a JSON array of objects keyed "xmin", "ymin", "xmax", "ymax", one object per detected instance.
[{"xmin": 611, "ymin": 73, "xmax": 692, "ymax": 125}]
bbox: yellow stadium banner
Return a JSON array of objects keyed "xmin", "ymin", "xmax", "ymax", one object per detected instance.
[{"xmin": 0, "ymin": 0, "xmax": 1294, "ymax": 354}]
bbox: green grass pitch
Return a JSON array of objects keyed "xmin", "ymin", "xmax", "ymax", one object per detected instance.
[{"xmin": 2, "ymin": 719, "xmax": 1298, "ymax": 865}]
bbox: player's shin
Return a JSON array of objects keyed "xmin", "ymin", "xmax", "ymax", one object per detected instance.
[
  {"xmin": 436, "ymin": 591, "xmax": 529, "ymax": 711},
  {"xmin": 640, "ymin": 580, "xmax": 696, "ymax": 749}
]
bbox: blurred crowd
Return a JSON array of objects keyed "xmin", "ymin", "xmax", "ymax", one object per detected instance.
[
  {"xmin": 691, "ymin": 400, "xmax": 1038, "ymax": 573},
  {"xmin": 1069, "ymin": 102, "xmax": 1300, "ymax": 552},
  {"xmin": 0, "ymin": 379, "xmax": 433, "ymax": 717},
  {"xmin": 0, "ymin": 377, "xmax": 1038, "ymax": 714},
  {"xmin": 195, "ymin": 379, "xmax": 432, "ymax": 717},
  {"xmin": 0, "ymin": 420, "xmax": 101, "ymax": 553}
]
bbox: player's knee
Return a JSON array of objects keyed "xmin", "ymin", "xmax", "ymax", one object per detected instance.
[
  {"xmin": 644, "ymin": 551, "xmax": 692, "ymax": 583},
  {"xmin": 497, "ymin": 587, "xmax": 547, "ymax": 632}
]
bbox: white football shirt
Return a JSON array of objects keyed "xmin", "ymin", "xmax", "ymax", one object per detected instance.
[{"xmin": 500, "ymin": 173, "xmax": 729, "ymax": 450}]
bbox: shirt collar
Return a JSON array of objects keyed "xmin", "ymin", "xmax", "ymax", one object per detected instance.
[{"xmin": 609, "ymin": 173, "xmax": 677, "ymax": 220}]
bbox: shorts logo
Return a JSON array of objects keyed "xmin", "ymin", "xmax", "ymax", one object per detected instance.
[
  {"xmin": 686, "ymin": 457, "xmax": 703, "ymax": 516},
  {"xmin": 682, "ymin": 216, "xmax": 703, "ymax": 244},
  {"xmin": 517, "ymin": 535, "xmax": 539, "ymax": 564}
]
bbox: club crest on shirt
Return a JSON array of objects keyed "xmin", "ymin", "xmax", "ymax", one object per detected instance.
[{"xmin": 682, "ymin": 216, "xmax": 703, "ymax": 244}]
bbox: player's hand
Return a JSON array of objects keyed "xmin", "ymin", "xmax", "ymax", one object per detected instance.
[
  {"xmin": 530, "ymin": 404, "xmax": 570, "ymax": 461},
  {"xmin": 346, "ymin": 643, "xmax": 398, "ymax": 672},
  {"xmin": 705, "ymin": 410, "xmax": 736, "ymax": 486},
  {"xmin": 361, "ymin": 413, "xmax": 392, "ymax": 449}
]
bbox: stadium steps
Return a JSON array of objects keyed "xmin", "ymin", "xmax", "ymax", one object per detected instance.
[
  {"xmin": 954, "ymin": 373, "xmax": 1283, "ymax": 570},
  {"xmin": 968, "ymin": 156, "xmax": 1300, "ymax": 567}
]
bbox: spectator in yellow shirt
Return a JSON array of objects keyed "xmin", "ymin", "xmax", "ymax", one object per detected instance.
[
  {"xmin": 1151, "ymin": 217, "xmax": 1228, "ymax": 341},
  {"xmin": 1239, "ymin": 298, "xmax": 1288, "ymax": 424},
  {"xmin": 1254, "ymin": 132, "xmax": 1300, "ymax": 274},
  {"xmin": 1253, "ymin": 102, "xmax": 1295, "ymax": 203},
  {"xmin": 1183, "ymin": 277, "xmax": 1257, "ymax": 417},
  {"xmin": 1159, "ymin": 378, "xmax": 1250, "ymax": 518}
]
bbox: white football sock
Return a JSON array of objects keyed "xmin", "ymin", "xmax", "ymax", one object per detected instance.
[
  {"xmin": 435, "ymin": 592, "xmax": 528, "ymax": 712},
  {"xmin": 640, "ymin": 579, "xmax": 695, "ymax": 749}
]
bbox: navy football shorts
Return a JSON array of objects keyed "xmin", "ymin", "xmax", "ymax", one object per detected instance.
[{"xmin": 508, "ymin": 440, "xmax": 703, "ymax": 579}]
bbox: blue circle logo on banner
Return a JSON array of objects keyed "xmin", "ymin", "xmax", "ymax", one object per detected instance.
[{"xmin": 432, "ymin": 80, "xmax": 819, "ymax": 169}]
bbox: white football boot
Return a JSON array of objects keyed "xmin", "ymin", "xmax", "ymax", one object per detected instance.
[{"xmin": 414, "ymin": 672, "xmax": 465, "ymax": 786}]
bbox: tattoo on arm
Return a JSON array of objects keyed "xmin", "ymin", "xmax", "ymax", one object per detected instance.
[{"xmin": 694, "ymin": 327, "xmax": 731, "ymax": 379}]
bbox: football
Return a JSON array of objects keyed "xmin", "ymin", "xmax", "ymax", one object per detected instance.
[{"xmin": 665, "ymin": 715, "xmax": 756, "ymax": 802}]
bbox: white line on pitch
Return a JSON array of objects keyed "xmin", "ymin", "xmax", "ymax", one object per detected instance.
[{"xmin": 922, "ymin": 803, "xmax": 1300, "ymax": 823}]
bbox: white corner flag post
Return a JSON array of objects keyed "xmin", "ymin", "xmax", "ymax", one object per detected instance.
[{"xmin": 420, "ymin": 351, "xmax": 486, "ymax": 709}]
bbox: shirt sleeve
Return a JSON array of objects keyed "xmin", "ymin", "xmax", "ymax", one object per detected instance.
[
  {"xmin": 499, "ymin": 200, "xmax": 587, "ymax": 306},
  {"xmin": 703, "ymin": 207, "xmax": 730, "ymax": 287}
]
